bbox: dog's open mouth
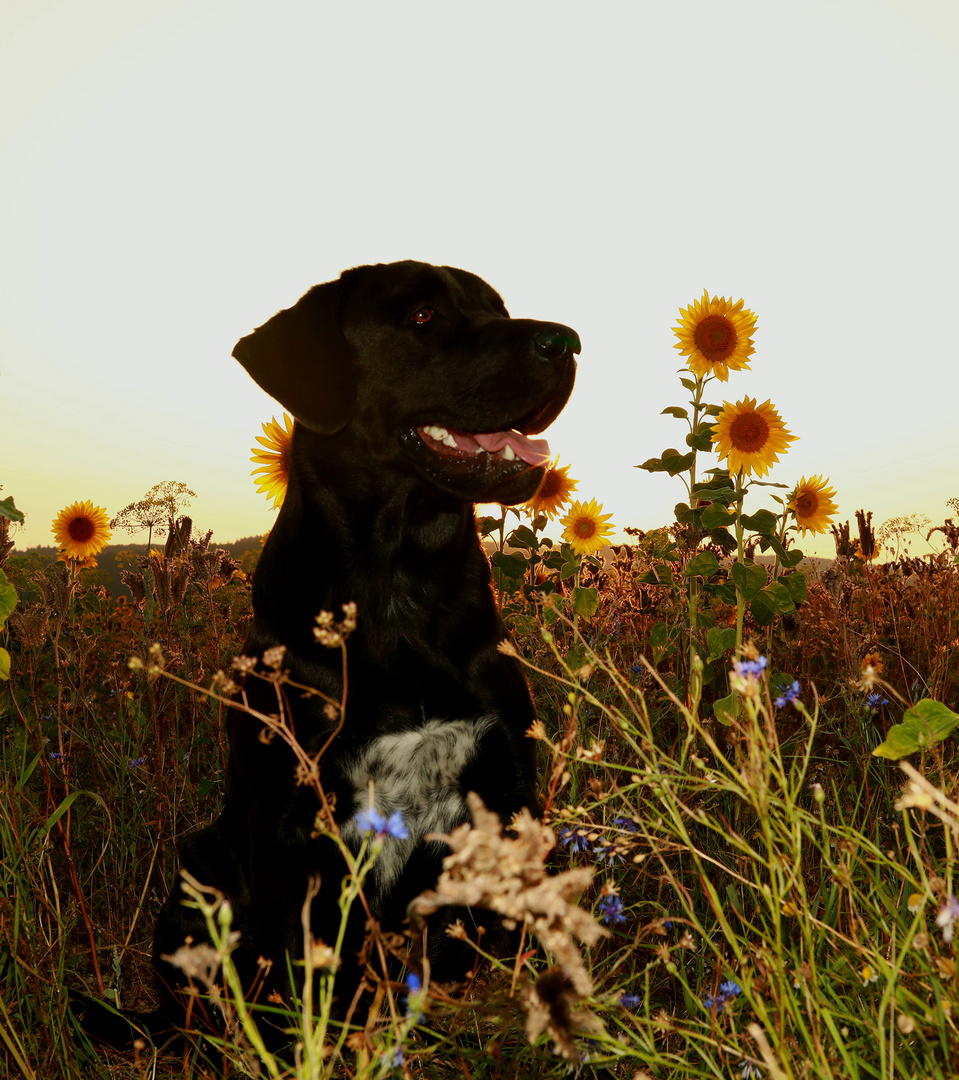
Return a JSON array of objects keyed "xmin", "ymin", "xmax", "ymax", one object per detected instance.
[
  {"xmin": 401, "ymin": 421, "xmax": 552, "ymax": 504},
  {"xmin": 417, "ymin": 425, "xmax": 551, "ymax": 466}
]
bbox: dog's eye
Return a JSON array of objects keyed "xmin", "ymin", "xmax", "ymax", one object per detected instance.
[{"xmin": 410, "ymin": 307, "xmax": 433, "ymax": 325}]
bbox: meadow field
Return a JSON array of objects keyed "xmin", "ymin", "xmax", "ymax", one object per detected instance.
[{"xmin": 2, "ymin": 293, "xmax": 959, "ymax": 1079}]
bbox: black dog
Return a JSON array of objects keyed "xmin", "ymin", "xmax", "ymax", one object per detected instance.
[{"xmin": 79, "ymin": 260, "xmax": 578, "ymax": 1043}]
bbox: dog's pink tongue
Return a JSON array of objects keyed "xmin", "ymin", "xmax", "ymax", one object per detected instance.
[{"xmin": 474, "ymin": 430, "xmax": 551, "ymax": 466}]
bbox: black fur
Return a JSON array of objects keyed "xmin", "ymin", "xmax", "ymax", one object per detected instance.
[{"xmin": 77, "ymin": 260, "xmax": 578, "ymax": 1045}]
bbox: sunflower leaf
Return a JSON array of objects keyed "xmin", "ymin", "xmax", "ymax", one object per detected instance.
[
  {"xmin": 731, "ymin": 561, "xmax": 767, "ymax": 600},
  {"xmin": 0, "ymin": 572, "xmax": 16, "ymax": 629},
  {"xmin": 781, "ymin": 547, "xmax": 804, "ymax": 568},
  {"xmin": 781, "ymin": 572, "xmax": 807, "ymax": 604},
  {"xmin": 0, "ymin": 646, "xmax": 9, "ymax": 681},
  {"xmin": 872, "ymin": 700, "xmax": 959, "ymax": 759},
  {"xmin": 741, "ymin": 510, "xmax": 779, "ymax": 535},
  {"xmin": 686, "ymin": 551, "xmax": 720, "ymax": 578},
  {"xmin": 0, "ymin": 496, "xmax": 24, "ymax": 524},
  {"xmin": 707, "ymin": 627, "xmax": 737, "ymax": 663},
  {"xmin": 661, "ymin": 449, "xmax": 695, "ymax": 474},
  {"xmin": 662, "ymin": 406, "xmax": 689, "ymax": 419},
  {"xmin": 758, "ymin": 581, "xmax": 795, "ymax": 614},
  {"xmin": 636, "ymin": 457, "xmax": 666, "ymax": 473},
  {"xmin": 571, "ymin": 586, "xmax": 599, "ymax": 619},
  {"xmin": 701, "ymin": 503, "xmax": 736, "ymax": 529},
  {"xmin": 686, "ymin": 430, "xmax": 714, "ymax": 452},
  {"xmin": 750, "ymin": 596, "xmax": 776, "ymax": 627},
  {"xmin": 679, "ymin": 377, "xmax": 698, "ymax": 391}
]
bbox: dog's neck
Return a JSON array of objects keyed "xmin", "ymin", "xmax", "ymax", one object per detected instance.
[{"xmin": 251, "ymin": 454, "xmax": 494, "ymax": 660}]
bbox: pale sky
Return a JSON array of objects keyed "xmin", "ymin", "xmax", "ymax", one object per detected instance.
[{"xmin": 2, "ymin": 0, "xmax": 958, "ymax": 559}]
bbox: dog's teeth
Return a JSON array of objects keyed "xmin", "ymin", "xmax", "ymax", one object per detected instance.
[
  {"xmin": 424, "ymin": 425, "xmax": 448, "ymax": 441},
  {"xmin": 442, "ymin": 434, "xmax": 458, "ymax": 448},
  {"xmin": 501, "ymin": 444, "xmax": 516, "ymax": 461}
]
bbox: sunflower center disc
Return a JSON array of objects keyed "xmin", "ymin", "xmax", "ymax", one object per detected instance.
[
  {"xmin": 729, "ymin": 412, "xmax": 770, "ymax": 452},
  {"xmin": 68, "ymin": 517, "xmax": 96, "ymax": 543},
  {"xmin": 795, "ymin": 493, "xmax": 816, "ymax": 515},
  {"xmin": 694, "ymin": 315, "xmax": 737, "ymax": 362}
]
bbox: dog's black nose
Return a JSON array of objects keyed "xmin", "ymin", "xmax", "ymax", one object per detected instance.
[{"xmin": 532, "ymin": 326, "xmax": 581, "ymax": 364}]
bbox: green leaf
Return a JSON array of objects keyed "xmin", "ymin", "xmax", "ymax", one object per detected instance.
[
  {"xmin": 0, "ymin": 571, "xmax": 16, "ymax": 629},
  {"xmin": 477, "ymin": 515, "xmax": 503, "ymax": 537},
  {"xmin": 766, "ymin": 535, "xmax": 789, "ymax": 560},
  {"xmin": 692, "ymin": 485, "xmax": 738, "ymax": 504},
  {"xmin": 661, "ymin": 449, "xmax": 695, "ymax": 475},
  {"xmin": 571, "ymin": 586, "xmax": 599, "ymax": 619},
  {"xmin": 750, "ymin": 596, "xmax": 776, "ymax": 627},
  {"xmin": 741, "ymin": 509, "xmax": 779, "ymax": 535},
  {"xmin": 781, "ymin": 547, "xmax": 804, "ymax": 568},
  {"xmin": 636, "ymin": 457, "xmax": 666, "ymax": 473},
  {"xmin": 662, "ymin": 406, "xmax": 689, "ymax": 419},
  {"xmin": 637, "ymin": 563, "xmax": 675, "ymax": 587},
  {"xmin": 0, "ymin": 496, "xmax": 24, "ymax": 524},
  {"xmin": 560, "ymin": 559, "xmax": 580, "ymax": 581},
  {"xmin": 674, "ymin": 502, "xmax": 697, "ymax": 525},
  {"xmin": 872, "ymin": 700, "xmax": 959, "ymax": 758},
  {"xmin": 758, "ymin": 581, "xmax": 796, "ymax": 614},
  {"xmin": 781, "ymin": 572, "xmax": 807, "ymax": 604},
  {"xmin": 708, "ymin": 529, "xmax": 736, "ymax": 553},
  {"xmin": 701, "ymin": 503, "xmax": 736, "ymax": 529},
  {"xmin": 713, "ymin": 691, "xmax": 737, "ymax": 726},
  {"xmin": 650, "ymin": 621, "xmax": 676, "ymax": 649},
  {"xmin": 507, "ymin": 525, "xmax": 540, "ymax": 551},
  {"xmin": 686, "ymin": 550, "xmax": 720, "ymax": 578},
  {"xmin": 491, "ymin": 551, "xmax": 527, "ymax": 582},
  {"xmin": 731, "ymin": 561, "xmax": 767, "ymax": 600},
  {"xmin": 0, "ymin": 646, "xmax": 9, "ymax": 681},
  {"xmin": 679, "ymin": 377, "xmax": 698, "ymax": 391},
  {"xmin": 707, "ymin": 627, "xmax": 737, "ymax": 663},
  {"xmin": 686, "ymin": 429, "xmax": 715, "ymax": 452}
]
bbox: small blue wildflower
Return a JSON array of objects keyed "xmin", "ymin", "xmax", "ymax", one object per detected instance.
[
  {"xmin": 593, "ymin": 842, "xmax": 625, "ymax": 865},
  {"xmin": 702, "ymin": 978, "xmax": 742, "ymax": 1014},
  {"xmin": 663, "ymin": 917, "xmax": 673, "ymax": 930},
  {"xmin": 385, "ymin": 1044, "xmax": 403, "ymax": 1069},
  {"xmin": 734, "ymin": 656, "xmax": 768, "ymax": 679},
  {"xmin": 354, "ymin": 807, "xmax": 409, "ymax": 839},
  {"xmin": 403, "ymin": 972, "xmax": 423, "ymax": 1021},
  {"xmin": 774, "ymin": 680, "xmax": 801, "ymax": 708},
  {"xmin": 619, "ymin": 992, "xmax": 642, "ymax": 1010},
  {"xmin": 865, "ymin": 692, "xmax": 889, "ymax": 711},
  {"xmin": 128, "ymin": 756, "xmax": 148, "ymax": 769},
  {"xmin": 612, "ymin": 815, "xmax": 639, "ymax": 833},
  {"xmin": 559, "ymin": 826, "xmax": 591, "ymax": 855},
  {"xmin": 597, "ymin": 895, "xmax": 627, "ymax": 926},
  {"xmin": 739, "ymin": 1060, "xmax": 763, "ymax": 1078},
  {"xmin": 48, "ymin": 751, "xmax": 63, "ymax": 762}
]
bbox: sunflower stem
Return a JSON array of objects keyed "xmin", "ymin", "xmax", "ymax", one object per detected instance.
[
  {"xmin": 734, "ymin": 471, "xmax": 747, "ymax": 660},
  {"xmin": 685, "ymin": 372, "xmax": 708, "ymax": 710}
]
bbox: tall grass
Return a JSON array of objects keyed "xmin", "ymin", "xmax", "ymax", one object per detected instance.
[{"xmin": 1, "ymin": 510, "xmax": 958, "ymax": 1078}]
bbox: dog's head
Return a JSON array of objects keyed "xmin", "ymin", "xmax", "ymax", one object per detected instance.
[{"xmin": 233, "ymin": 260, "xmax": 579, "ymax": 505}]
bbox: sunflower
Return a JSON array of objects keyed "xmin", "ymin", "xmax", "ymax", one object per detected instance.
[
  {"xmin": 711, "ymin": 397, "xmax": 796, "ymax": 478},
  {"xmin": 526, "ymin": 461, "xmax": 578, "ymax": 519},
  {"xmin": 52, "ymin": 500, "xmax": 112, "ymax": 563},
  {"xmin": 673, "ymin": 290, "xmax": 758, "ymax": 382},
  {"xmin": 788, "ymin": 475, "xmax": 838, "ymax": 535},
  {"xmin": 251, "ymin": 413, "xmax": 294, "ymax": 509},
  {"xmin": 561, "ymin": 499, "xmax": 615, "ymax": 557}
]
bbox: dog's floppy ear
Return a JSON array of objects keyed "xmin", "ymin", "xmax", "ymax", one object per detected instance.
[{"xmin": 232, "ymin": 277, "xmax": 356, "ymax": 434}]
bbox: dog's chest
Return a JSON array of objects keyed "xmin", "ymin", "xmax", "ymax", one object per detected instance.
[{"xmin": 338, "ymin": 716, "xmax": 495, "ymax": 910}]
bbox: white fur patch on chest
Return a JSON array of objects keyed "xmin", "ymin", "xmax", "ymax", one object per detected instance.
[{"xmin": 339, "ymin": 716, "xmax": 496, "ymax": 912}]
